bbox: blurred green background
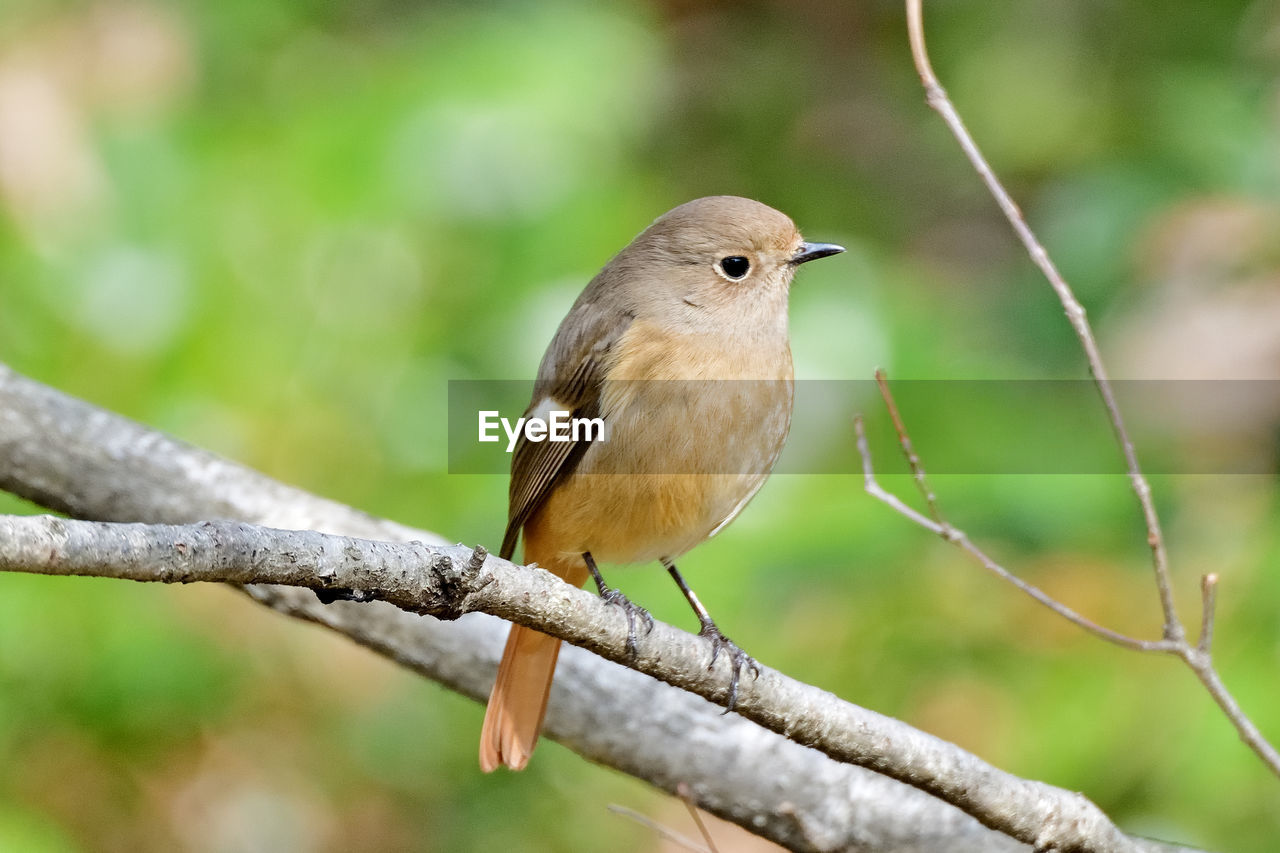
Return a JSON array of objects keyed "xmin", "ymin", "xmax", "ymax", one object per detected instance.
[{"xmin": 2, "ymin": 0, "xmax": 1279, "ymax": 850}]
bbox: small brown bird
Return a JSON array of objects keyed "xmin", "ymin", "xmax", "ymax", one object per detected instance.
[{"xmin": 479, "ymin": 196, "xmax": 843, "ymax": 771}]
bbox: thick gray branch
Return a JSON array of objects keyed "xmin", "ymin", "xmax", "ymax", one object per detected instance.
[{"xmin": 0, "ymin": 364, "xmax": 1192, "ymax": 853}]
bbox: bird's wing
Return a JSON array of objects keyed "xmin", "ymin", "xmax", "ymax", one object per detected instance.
[{"xmin": 499, "ymin": 291, "xmax": 633, "ymax": 561}]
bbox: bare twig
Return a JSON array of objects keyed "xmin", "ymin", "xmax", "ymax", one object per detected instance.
[
  {"xmin": 855, "ymin": 413, "xmax": 1172, "ymax": 654},
  {"xmin": 854, "ymin": 415, "xmax": 943, "ymax": 535},
  {"xmin": 893, "ymin": 0, "xmax": 1280, "ymax": 780},
  {"xmin": 905, "ymin": 0, "xmax": 1181, "ymax": 640},
  {"xmin": 875, "ymin": 368, "xmax": 943, "ymax": 524},
  {"xmin": 860, "ymin": 379, "xmax": 1280, "ymax": 778},
  {"xmin": 678, "ymin": 782, "xmax": 720, "ymax": 853},
  {"xmin": 1197, "ymin": 574, "xmax": 1219, "ymax": 654},
  {"xmin": 608, "ymin": 804, "xmax": 712, "ymax": 853}
]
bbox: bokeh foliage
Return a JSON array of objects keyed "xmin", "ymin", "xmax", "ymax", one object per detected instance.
[{"xmin": 1, "ymin": 0, "xmax": 1279, "ymax": 850}]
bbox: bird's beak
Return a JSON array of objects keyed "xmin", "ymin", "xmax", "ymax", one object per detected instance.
[{"xmin": 790, "ymin": 242, "xmax": 845, "ymax": 265}]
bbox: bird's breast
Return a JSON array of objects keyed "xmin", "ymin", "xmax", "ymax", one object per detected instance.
[
  {"xmin": 598, "ymin": 319, "xmax": 794, "ymax": 474},
  {"xmin": 527, "ymin": 320, "xmax": 794, "ymax": 564}
]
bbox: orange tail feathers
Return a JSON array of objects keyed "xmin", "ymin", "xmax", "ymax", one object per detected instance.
[{"xmin": 480, "ymin": 549, "xmax": 587, "ymax": 772}]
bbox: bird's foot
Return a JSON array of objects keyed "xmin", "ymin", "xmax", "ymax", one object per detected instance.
[
  {"xmin": 597, "ymin": 584, "xmax": 654, "ymax": 660},
  {"xmin": 584, "ymin": 551, "xmax": 653, "ymax": 659},
  {"xmin": 698, "ymin": 621, "xmax": 760, "ymax": 713}
]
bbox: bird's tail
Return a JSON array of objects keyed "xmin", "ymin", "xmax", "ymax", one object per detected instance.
[{"xmin": 479, "ymin": 544, "xmax": 587, "ymax": 772}]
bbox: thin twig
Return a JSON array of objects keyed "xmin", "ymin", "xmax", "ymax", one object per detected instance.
[
  {"xmin": 677, "ymin": 782, "xmax": 720, "ymax": 853},
  {"xmin": 855, "ymin": 413, "xmax": 1171, "ymax": 653},
  {"xmin": 1179, "ymin": 651, "xmax": 1280, "ymax": 778},
  {"xmin": 859, "ymin": 380, "xmax": 1280, "ymax": 777},
  {"xmin": 608, "ymin": 805, "xmax": 712, "ymax": 853},
  {"xmin": 875, "ymin": 368, "xmax": 943, "ymax": 524},
  {"xmin": 905, "ymin": 0, "xmax": 1180, "ymax": 641},
  {"xmin": 854, "ymin": 415, "xmax": 946, "ymax": 535},
  {"xmin": 897, "ymin": 0, "xmax": 1280, "ymax": 780},
  {"xmin": 1197, "ymin": 574, "xmax": 1218, "ymax": 654}
]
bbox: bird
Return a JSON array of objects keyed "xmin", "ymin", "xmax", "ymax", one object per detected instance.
[{"xmin": 479, "ymin": 195, "xmax": 844, "ymax": 771}]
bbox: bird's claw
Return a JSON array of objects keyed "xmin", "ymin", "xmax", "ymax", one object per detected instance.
[
  {"xmin": 698, "ymin": 623, "xmax": 759, "ymax": 713},
  {"xmin": 599, "ymin": 586, "xmax": 654, "ymax": 660}
]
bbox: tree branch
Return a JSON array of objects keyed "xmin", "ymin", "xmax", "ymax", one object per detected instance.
[
  {"xmin": 899, "ymin": 0, "xmax": 1280, "ymax": 781},
  {"xmin": 0, "ymin": 363, "xmax": 1198, "ymax": 853},
  {"xmin": 905, "ymin": 0, "xmax": 1181, "ymax": 640},
  {"xmin": 0, "ymin": 512, "xmax": 1148, "ymax": 852}
]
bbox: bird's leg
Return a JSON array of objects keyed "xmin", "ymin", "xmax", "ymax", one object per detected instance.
[
  {"xmin": 662, "ymin": 558, "xmax": 759, "ymax": 713},
  {"xmin": 583, "ymin": 551, "xmax": 653, "ymax": 659}
]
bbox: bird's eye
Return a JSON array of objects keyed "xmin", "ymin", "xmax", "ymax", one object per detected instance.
[{"xmin": 718, "ymin": 256, "xmax": 750, "ymax": 280}]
